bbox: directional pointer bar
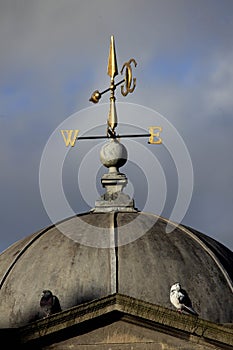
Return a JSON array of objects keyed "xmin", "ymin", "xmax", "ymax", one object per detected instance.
[{"xmin": 77, "ymin": 133, "xmax": 151, "ymax": 140}]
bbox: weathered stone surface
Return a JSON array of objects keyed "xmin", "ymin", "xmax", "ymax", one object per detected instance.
[
  {"xmin": 0, "ymin": 212, "xmax": 232, "ymax": 328},
  {"xmin": 17, "ymin": 294, "xmax": 233, "ymax": 349}
]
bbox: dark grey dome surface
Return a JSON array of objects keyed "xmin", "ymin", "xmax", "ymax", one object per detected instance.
[{"xmin": 0, "ymin": 211, "xmax": 232, "ymax": 327}]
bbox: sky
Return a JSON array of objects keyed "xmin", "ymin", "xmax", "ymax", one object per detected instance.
[{"xmin": 0, "ymin": 0, "xmax": 233, "ymax": 252}]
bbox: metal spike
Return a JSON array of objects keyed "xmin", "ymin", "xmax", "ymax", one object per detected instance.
[{"xmin": 107, "ymin": 35, "xmax": 118, "ymax": 79}]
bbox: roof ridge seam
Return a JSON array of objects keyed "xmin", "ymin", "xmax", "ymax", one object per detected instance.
[
  {"xmin": 160, "ymin": 216, "xmax": 233, "ymax": 293},
  {"xmin": 139, "ymin": 212, "xmax": 233, "ymax": 293},
  {"xmin": 0, "ymin": 225, "xmax": 54, "ymax": 290},
  {"xmin": 180, "ymin": 226, "xmax": 233, "ymax": 293}
]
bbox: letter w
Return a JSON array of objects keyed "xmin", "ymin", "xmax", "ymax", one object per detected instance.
[{"xmin": 60, "ymin": 130, "xmax": 79, "ymax": 147}]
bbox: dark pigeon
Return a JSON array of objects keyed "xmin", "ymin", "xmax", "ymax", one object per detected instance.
[{"xmin": 40, "ymin": 290, "xmax": 62, "ymax": 317}]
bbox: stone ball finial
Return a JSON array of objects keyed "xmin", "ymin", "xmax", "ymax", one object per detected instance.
[{"xmin": 100, "ymin": 139, "xmax": 127, "ymax": 173}]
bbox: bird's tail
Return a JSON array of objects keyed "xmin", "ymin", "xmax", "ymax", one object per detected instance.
[{"xmin": 183, "ymin": 305, "xmax": 198, "ymax": 316}]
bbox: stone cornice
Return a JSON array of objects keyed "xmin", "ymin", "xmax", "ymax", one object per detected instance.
[{"xmin": 18, "ymin": 293, "xmax": 233, "ymax": 348}]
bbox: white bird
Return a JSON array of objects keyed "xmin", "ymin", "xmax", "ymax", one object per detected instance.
[{"xmin": 170, "ymin": 282, "xmax": 198, "ymax": 316}]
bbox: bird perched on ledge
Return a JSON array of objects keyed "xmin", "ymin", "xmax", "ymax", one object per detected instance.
[
  {"xmin": 170, "ymin": 282, "xmax": 198, "ymax": 316},
  {"xmin": 40, "ymin": 290, "xmax": 62, "ymax": 317}
]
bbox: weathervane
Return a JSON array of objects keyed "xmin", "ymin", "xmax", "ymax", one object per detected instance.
[
  {"xmin": 60, "ymin": 35, "xmax": 162, "ymax": 147},
  {"xmin": 60, "ymin": 35, "xmax": 163, "ymax": 212},
  {"xmin": 89, "ymin": 35, "xmax": 137, "ymax": 138}
]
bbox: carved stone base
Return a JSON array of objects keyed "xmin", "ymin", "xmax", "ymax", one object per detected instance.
[
  {"xmin": 93, "ymin": 172, "xmax": 137, "ymax": 213},
  {"xmin": 93, "ymin": 191, "xmax": 137, "ymax": 213}
]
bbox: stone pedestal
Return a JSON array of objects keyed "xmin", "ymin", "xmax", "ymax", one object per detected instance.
[{"xmin": 93, "ymin": 139, "xmax": 137, "ymax": 213}]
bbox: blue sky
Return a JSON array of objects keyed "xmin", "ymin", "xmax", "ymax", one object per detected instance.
[{"xmin": 0, "ymin": 0, "xmax": 233, "ymax": 251}]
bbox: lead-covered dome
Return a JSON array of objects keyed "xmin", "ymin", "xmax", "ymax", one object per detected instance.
[{"xmin": 0, "ymin": 211, "xmax": 232, "ymax": 328}]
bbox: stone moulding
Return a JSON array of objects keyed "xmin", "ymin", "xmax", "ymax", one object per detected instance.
[{"xmin": 18, "ymin": 293, "xmax": 233, "ymax": 348}]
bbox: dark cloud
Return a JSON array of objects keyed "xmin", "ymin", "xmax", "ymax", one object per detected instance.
[{"xmin": 0, "ymin": 0, "xmax": 233, "ymax": 251}]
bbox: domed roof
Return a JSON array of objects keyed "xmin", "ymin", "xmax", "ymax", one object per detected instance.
[{"xmin": 0, "ymin": 211, "xmax": 232, "ymax": 328}]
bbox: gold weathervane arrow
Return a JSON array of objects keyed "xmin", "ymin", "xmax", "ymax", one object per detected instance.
[
  {"xmin": 108, "ymin": 35, "xmax": 118, "ymax": 79},
  {"xmin": 89, "ymin": 35, "xmax": 137, "ymax": 137},
  {"xmin": 60, "ymin": 36, "xmax": 163, "ymax": 147}
]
